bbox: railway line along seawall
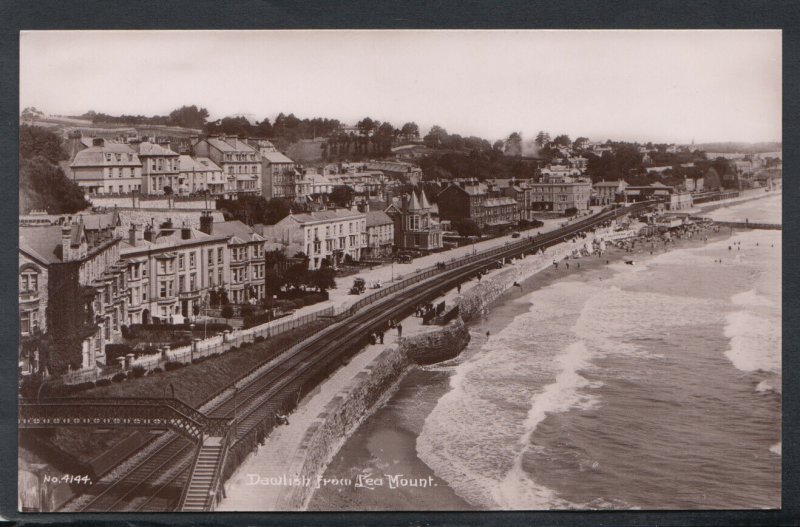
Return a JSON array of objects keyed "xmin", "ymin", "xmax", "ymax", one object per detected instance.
[{"xmin": 269, "ymin": 235, "xmax": 589, "ymax": 510}]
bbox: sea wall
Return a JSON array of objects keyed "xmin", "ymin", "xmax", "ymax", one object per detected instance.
[
  {"xmin": 402, "ymin": 318, "xmax": 471, "ymax": 365},
  {"xmin": 457, "ymin": 236, "xmax": 590, "ymax": 322},
  {"xmin": 268, "ymin": 236, "xmax": 595, "ymax": 510},
  {"xmin": 275, "ymin": 345, "xmax": 411, "ymax": 510},
  {"xmin": 274, "ymin": 318, "xmax": 471, "ymax": 510}
]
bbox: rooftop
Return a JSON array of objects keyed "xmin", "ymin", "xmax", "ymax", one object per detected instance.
[
  {"xmin": 135, "ymin": 141, "xmax": 178, "ymax": 157},
  {"xmin": 179, "ymin": 155, "xmax": 222, "ymax": 172},
  {"xmin": 261, "ymin": 151, "xmax": 295, "ymax": 164},
  {"xmin": 205, "ymin": 136, "xmax": 258, "ymax": 154},
  {"xmin": 71, "ymin": 143, "xmax": 140, "ymax": 168},
  {"xmin": 212, "ymin": 220, "xmax": 266, "ymax": 244},
  {"xmin": 287, "ymin": 209, "xmax": 365, "ymax": 225},
  {"xmin": 366, "ymin": 210, "xmax": 394, "ymax": 227}
]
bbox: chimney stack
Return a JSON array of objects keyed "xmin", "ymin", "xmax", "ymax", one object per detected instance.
[
  {"xmin": 200, "ymin": 211, "xmax": 213, "ymax": 235},
  {"xmin": 61, "ymin": 225, "xmax": 73, "ymax": 261},
  {"xmin": 144, "ymin": 225, "xmax": 154, "ymax": 242},
  {"xmin": 92, "ymin": 137, "xmax": 105, "ymax": 147}
]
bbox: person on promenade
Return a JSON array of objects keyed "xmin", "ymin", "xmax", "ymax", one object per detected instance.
[
  {"xmin": 379, "ymin": 331, "xmax": 384, "ymax": 344},
  {"xmin": 397, "ymin": 323, "xmax": 403, "ymax": 338}
]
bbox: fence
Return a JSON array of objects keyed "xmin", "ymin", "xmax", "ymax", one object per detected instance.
[
  {"xmin": 59, "ymin": 204, "xmax": 650, "ymax": 386},
  {"xmin": 58, "ymin": 305, "xmax": 336, "ymax": 385}
]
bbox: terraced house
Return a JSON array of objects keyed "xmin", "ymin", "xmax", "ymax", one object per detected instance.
[
  {"xmin": 264, "ymin": 209, "xmax": 366, "ymax": 270},
  {"xmin": 193, "ymin": 136, "xmax": 262, "ymax": 198},
  {"xmin": 133, "ymin": 140, "xmax": 181, "ymax": 195},
  {"xmin": 19, "ymin": 216, "xmax": 128, "ymax": 374},
  {"xmin": 205, "ymin": 220, "xmax": 266, "ymax": 305},
  {"xmin": 120, "ymin": 223, "xmax": 229, "ymax": 324},
  {"xmin": 178, "ymin": 155, "xmax": 226, "ymax": 196}
]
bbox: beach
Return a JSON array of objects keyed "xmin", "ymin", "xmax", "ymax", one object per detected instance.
[{"xmin": 308, "ymin": 193, "xmax": 781, "ymax": 510}]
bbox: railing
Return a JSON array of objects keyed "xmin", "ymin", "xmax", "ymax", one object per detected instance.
[
  {"xmin": 18, "ymin": 396, "xmax": 231, "ymax": 442},
  {"xmin": 207, "ymin": 424, "xmax": 234, "ymax": 511}
]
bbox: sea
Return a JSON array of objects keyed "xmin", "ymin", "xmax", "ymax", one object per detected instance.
[{"xmin": 308, "ymin": 193, "xmax": 781, "ymax": 511}]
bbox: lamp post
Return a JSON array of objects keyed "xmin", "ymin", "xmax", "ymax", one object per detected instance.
[{"xmin": 190, "ymin": 323, "xmax": 195, "ymax": 362}]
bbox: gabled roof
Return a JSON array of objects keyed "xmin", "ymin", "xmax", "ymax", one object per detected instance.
[
  {"xmin": 366, "ymin": 210, "xmax": 393, "ymax": 227},
  {"xmin": 212, "ymin": 220, "xmax": 265, "ymax": 243},
  {"xmin": 19, "ymin": 225, "xmax": 64, "ymax": 264},
  {"xmin": 205, "ymin": 137, "xmax": 257, "ymax": 154},
  {"xmin": 135, "ymin": 141, "xmax": 178, "ymax": 157},
  {"xmin": 179, "ymin": 155, "xmax": 222, "ymax": 172},
  {"xmin": 261, "ymin": 151, "xmax": 294, "ymax": 164},
  {"xmin": 73, "ymin": 212, "xmax": 120, "ymax": 231},
  {"xmin": 71, "ymin": 143, "xmax": 140, "ymax": 168}
]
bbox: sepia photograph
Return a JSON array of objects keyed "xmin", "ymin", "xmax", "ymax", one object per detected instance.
[{"xmin": 16, "ymin": 29, "xmax": 781, "ymax": 513}]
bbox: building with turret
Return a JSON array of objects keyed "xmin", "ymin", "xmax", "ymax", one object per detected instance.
[{"xmin": 384, "ymin": 188, "xmax": 442, "ymax": 251}]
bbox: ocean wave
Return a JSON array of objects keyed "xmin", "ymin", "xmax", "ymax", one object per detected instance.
[
  {"xmin": 731, "ymin": 289, "xmax": 774, "ymax": 308},
  {"xmin": 492, "ymin": 341, "xmax": 598, "ymax": 509},
  {"xmin": 756, "ymin": 380, "xmax": 781, "ymax": 395},
  {"xmin": 723, "ymin": 311, "xmax": 781, "ymax": 374}
]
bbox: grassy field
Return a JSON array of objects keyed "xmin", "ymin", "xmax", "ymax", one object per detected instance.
[{"xmin": 81, "ymin": 321, "xmax": 328, "ymax": 407}]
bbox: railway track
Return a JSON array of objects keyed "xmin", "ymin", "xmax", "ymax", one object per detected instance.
[{"xmin": 68, "ymin": 202, "xmax": 653, "ymax": 512}]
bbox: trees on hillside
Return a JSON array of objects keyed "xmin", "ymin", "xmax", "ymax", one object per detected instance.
[
  {"xmin": 19, "ymin": 125, "xmax": 90, "ymax": 214},
  {"xmin": 168, "ymin": 105, "xmax": 209, "ymax": 129},
  {"xmin": 535, "ymin": 131, "xmax": 551, "ymax": 147},
  {"xmin": 504, "ymin": 132, "xmax": 523, "ymax": 156},
  {"xmin": 400, "ymin": 122, "xmax": 420, "ymax": 142}
]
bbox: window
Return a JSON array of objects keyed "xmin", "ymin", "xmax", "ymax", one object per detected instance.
[
  {"xmin": 189, "ymin": 273, "xmax": 197, "ymax": 291},
  {"xmin": 159, "ymin": 279, "xmax": 174, "ymax": 298},
  {"xmin": 217, "ymin": 247, "xmax": 223, "ymax": 264},
  {"xmin": 20, "ymin": 271, "xmax": 38, "ymax": 293},
  {"xmin": 208, "ymin": 269, "xmax": 214, "ymax": 286},
  {"xmin": 218, "ymin": 268, "xmax": 224, "ymax": 285},
  {"xmin": 20, "ymin": 309, "xmax": 37, "ymax": 335},
  {"xmin": 189, "ymin": 252, "xmax": 196, "ymax": 269},
  {"xmin": 208, "ymin": 250, "xmax": 214, "ymax": 266}
]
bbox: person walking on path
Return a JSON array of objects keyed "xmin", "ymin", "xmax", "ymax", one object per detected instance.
[
  {"xmin": 379, "ymin": 331, "xmax": 384, "ymax": 344},
  {"xmin": 397, "ymin": 323, "xmax": 403, "ymax": 338}
]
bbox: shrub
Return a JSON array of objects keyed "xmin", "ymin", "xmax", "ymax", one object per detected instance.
[
  {"xmin": 131, "ymin": 365, "xmax": 146, "ymax": 378},
  {"xmin": 254, "ymin": 336, "xmax": 265, "ymax": 343},
  {"xmin": 105, "ymin": 343, "xmax": 133, "ymax": 362},
  {"xmin": 221, "ymin": 305, "xmax": 234, "ymax": 319},
  {"xmin": 111, "ymin": 372, "xmax": 127, "ymax": 383},
  {"xmin": 241, "ymin": 305, "xmax": 255, "ymax": 319},
  {"xmin": 565, "ymin": 207, "xmax": 578, "ymax": 217},
  {"xmin": 96, "ymin": 378, "xmax": 112, "ymax": 387},
  {"xmin": 152, "ymin": 367, "xmax": 163, "ymax": 373},
  {"xmin": 291, "ymin": 299, "xmax": 305, "ymax": 310}
]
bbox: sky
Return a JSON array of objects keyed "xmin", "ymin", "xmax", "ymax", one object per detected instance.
[{"xmin": 20, "ymin": 30, "xmax": 782, "ymax": 145}]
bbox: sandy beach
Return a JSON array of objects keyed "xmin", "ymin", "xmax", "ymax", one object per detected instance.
[{"xmin": 307, "ymin": 219, "xmax": 735, "ymax": 511}]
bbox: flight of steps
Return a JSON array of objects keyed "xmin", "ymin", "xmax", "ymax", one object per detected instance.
[{"xmin": 180, "ymin": 436, "xmax": 223, "ymax": 511}]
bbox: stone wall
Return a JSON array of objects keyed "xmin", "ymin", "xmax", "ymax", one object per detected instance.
[
  {"xmin": 89, "ymin": 195, "xmax": 215, "ymax": 210},
  {"xmin": 276, "ymin": 346, "xmax": 411, "ymax": 510},
  {"xmin": 259, "ymin": 236, "xmax": 595, "ymax": 510},
  {"xmin": 457, "ymin": 237, "xmax": 583, "ymax": 322},
  {"xmin": 401, "ymin": 318, "xmax": 470, "ymax": 365}
]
